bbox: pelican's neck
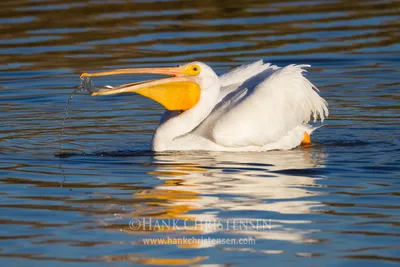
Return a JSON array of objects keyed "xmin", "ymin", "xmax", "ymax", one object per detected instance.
[{"xmin": 152, "ymin": 83, "xmax": 220, "ymax": 151}]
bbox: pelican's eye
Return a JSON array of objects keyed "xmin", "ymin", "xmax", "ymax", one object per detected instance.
[{"xmin": 183, "ymin": 64, "xmax": 201, "ymax": 76}]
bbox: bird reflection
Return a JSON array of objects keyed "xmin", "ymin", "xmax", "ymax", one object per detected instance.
[{"xmin": 129, "ymin": 147, "xmax": 327, "ymax": 245}]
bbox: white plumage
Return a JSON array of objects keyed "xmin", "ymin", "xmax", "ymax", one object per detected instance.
[{"xmin": 151, "ymin": 60, "xmax": 328, "ymax": 151}]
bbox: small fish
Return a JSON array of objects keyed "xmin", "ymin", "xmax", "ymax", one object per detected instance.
[
  {"xmin": 79, "ymin": 76, "xmax": 115, "ymax": 95},
  {"xmin": 79, "ymin": 76, "xmax": 95, "ymax": 94}
]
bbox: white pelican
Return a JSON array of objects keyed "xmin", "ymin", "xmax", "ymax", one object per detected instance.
[{"xmin": 80, "ymin": 60, "xmax": 328, "ymax": 151}]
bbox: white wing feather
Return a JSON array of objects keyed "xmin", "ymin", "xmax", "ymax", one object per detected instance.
[
  {"xmin": 194, "ymin": 64, "xmax": 328, "ymax": 148},
  {"xmin": 219, "ymin": 60, "xmax": 278, "ymax": 87},
  {"xmin": 218, "ymin": 60, "xmax": 278, "ymax": 101}
]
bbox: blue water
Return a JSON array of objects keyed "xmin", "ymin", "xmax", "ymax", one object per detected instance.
[{"xmin": 0, "ymin": 0, "xmax": 399, "ymax": 266}]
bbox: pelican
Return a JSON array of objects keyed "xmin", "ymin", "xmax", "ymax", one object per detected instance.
[{"xmin": 80, "ymin": 60, "xmax": 328, "ymax": 151}]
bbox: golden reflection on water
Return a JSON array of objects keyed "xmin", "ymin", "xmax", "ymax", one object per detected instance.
[
  {"xmin": 0, "ymin": 0, "xmax": 399, "ymax": 72},
  {"xmin": 0, "ymin": 0, "xmax": 399, "ymax": 265},
  {"xmin": 100, "ymin": 149, "xmax": 326, "ymax": 251}
]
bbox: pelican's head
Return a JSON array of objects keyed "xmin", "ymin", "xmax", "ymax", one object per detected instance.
[{"xmin": 80, "ymin": 62, "xmax": 218, "ymax": 111}]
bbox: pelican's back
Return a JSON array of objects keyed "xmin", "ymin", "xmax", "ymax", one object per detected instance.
[{"xmin": 193, "ymin": 63, "xmax": 328, "ymax": 149}]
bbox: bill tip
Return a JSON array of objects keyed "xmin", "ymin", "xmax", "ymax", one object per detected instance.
[{"xmin": 80, "ymin": 72, "xmax": 90, "ymax": 78}]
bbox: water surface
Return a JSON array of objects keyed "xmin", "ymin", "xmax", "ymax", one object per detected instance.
[{"xmin": 0, "ymin": 0, "xmax": 399, "ymax": 266}]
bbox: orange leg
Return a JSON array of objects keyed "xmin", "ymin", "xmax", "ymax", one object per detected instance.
[{"xmin": 301, "ymin": 131, "xmax": 311, "ymax": 145}]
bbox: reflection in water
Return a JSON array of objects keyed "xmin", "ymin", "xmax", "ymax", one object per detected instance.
[
  {"xmin": 0, "ymin": 0, "xmax": 399, "ymax": 266},
  {"xmin": 123, "ymin": 148, "xmax": 327, "ymax": 248},
  {"xmin": 0, "ymin": 0, "xmax": 399, "ymax": 72}
]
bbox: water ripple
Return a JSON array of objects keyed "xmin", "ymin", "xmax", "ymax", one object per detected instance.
[{"xmin": 0, "ymin": 0, "xmax": 399, "ymax": 266}]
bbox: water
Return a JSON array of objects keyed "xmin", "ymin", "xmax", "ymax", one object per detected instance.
[
  {"xmin": 0, "ymin": 0, "xmax": 399, "ymax": 266},
  {"xmin": 60, "ymin": 88, "xmax": 77, "ymax": 150}
]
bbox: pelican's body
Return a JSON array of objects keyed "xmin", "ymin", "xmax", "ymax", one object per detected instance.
[{"xmin": 82, "ymin": 60, "xmax": 328, "ymax": 152}]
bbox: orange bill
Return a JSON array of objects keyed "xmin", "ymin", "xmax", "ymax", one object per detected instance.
[{"xmin": 80, "ymin": 66, "xmax": 201, "ymax": 111}]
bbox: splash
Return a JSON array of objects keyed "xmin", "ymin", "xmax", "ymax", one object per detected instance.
[
  {"xmin": 79, "ymin": 75, "xmax": 114, "ymax": 93},
  {"xmin": 59, "ymin": 76, "xmax": 96, "ymax": 151},
  {"xmin": 59, "ymin": 75, "xmax": 115, "ymax": 154},
  {"xmin": 79, "ymin": 75, "xmax": 95, "ymax": 94},
  {"xmin": 59, "ymin": 88, "xmax": 77, "ymax": 150}
]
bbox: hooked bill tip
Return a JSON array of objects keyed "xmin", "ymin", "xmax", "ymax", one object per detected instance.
[{"xmin": 80, "ymin": 72, "xmax": 90, "ymax": 78}]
